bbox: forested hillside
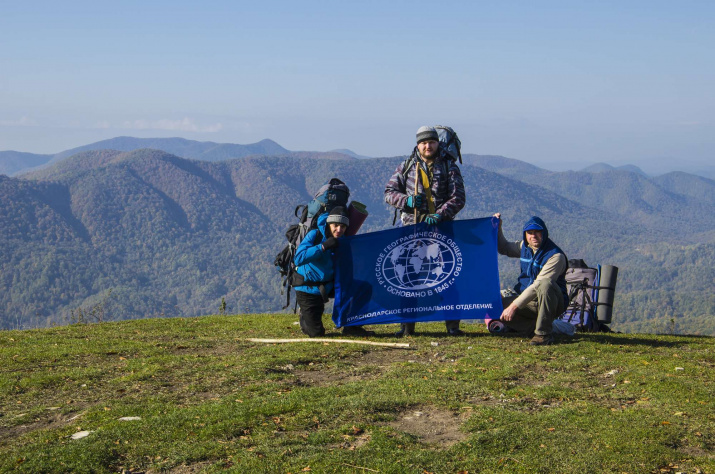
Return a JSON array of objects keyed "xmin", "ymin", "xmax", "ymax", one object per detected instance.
[
  {"xmin": 1, "ymin": 148, "xmax": 713, "ymax": 335},
  {"xmin": 463, "ymin": 153, "xmax": 715, "ymax": 240}
]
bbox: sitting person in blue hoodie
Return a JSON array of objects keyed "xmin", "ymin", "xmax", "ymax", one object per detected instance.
[
  {"xmin": 493, "ymin": 214, "xmax": 569, "ymax": 345},
  {"xmin": 294, "ymin": 206, "xmax": 374, "ymax": 337}
]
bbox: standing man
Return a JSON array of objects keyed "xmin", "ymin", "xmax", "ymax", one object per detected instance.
[
  {"xmin": 493, "ymin": 214, "xmax": 569, "ymax": 345},
  {"xmin": 385, "ymin": 126, "xmax": 466, "ymax": 337}
]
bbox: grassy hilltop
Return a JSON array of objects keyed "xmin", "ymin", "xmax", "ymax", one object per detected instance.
[{"xmin": 1, "ymin": 314, "xmax": 714, "ymax": 473}]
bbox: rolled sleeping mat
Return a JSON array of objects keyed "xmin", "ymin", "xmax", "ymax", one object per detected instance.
[
  {"xmin": 345, "ymin": 201, "xmax": 368, "ymax": 236},
  {"xmin": 596, "ymin": 264, "xmax": 618, "ymax": 324},
  {"xmin": 487, "ymin": 319, "xmax": 508, "ymax": 334}
]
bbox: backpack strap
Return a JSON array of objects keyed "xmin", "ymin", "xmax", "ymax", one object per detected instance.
[
  {"xmin": 391, "ymin": 146, "xmax": 450, "ymax": 225},
  {"xmin": 392, "ymin": 208, "xmax": 400, "ymax": 226},
  {"xmin": 392, "ymin": 153, "xmax": 416, "ymax": 225},
  {"xmin": 565, "ymin": 278, "xmax": 596, "ymax": 329},
  {"xmin": 417, "ymin": 166, "xmax": 436, "ymax": 214}
]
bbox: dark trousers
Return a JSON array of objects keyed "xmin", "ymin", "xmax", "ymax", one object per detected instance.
[
  {"xmin": 402, "ymin": 320, "xmax": 460, "ymax": 333},
  {"xmin": 295, "ymin": 290, "xmax": 326, "ymax": 337}
]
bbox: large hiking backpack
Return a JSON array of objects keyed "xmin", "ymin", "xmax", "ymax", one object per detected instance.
[
  {"xmin": 558, "ymin": 259, "xmax": 601, "ymax": 332},
  {"xmin": 273, "ymin": 178, "xmax": 350, "ymax": 310},
  {"xmin": 392, "ymin": 125, "xmax": 463, "ymax": 225},
  {"xmin": 557, "ymin": 259, "xmax": 619, "ymax": 332},
  {"xmin": 404, "ymin": 125, "xmax": 462, "ymax": 169},
  {"xmin": 434, "ymin": 125, "xmax": 462, "ymax": 164}
]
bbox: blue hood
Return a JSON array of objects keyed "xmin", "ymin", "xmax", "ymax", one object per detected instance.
[
  {"xmin": 522, "ymin": 216, "xmax": 549, "ymax": 243},
  {"xmin": 316, "ymin": 212, "xmax": 329, "ymax": 241},
  {"xmin": 515, "ymin": 215, "xmax": 569, "ymax": 304}
]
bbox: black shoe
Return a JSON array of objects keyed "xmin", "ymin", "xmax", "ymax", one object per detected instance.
[
  {"xmin": 343, "ymin": 326, "xmax": 375, "ymax": 337},
  {"xmin": 395, "ymin": 324, "xmax": 415, "ymax": 338},
  {"xmin": 447, "ymin": 328, "xmax": 465, "ymax": 336}
]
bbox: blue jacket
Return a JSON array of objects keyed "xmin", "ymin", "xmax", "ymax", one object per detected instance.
[
  {"xmin": 515, "ymin": 216, "xmax": 569, "ymax": 305},
  {"xmin": 294, "ymin": 213, "xmax": 335, "ymax": 296}
]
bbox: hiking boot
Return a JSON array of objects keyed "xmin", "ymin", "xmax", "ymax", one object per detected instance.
[
  {"xmin": 395, "ymin": 323, "xmax": 415, "ymax": 338},
  {"xmin": 342, "ymin": 326, "xmax": 375, "ymax": 337},
  {"xmin": 529, "ymin": 334, "xmax": 554, "ymax": 346},
  {"xmin": 446, "ymin": 328, "xmax": 465, "ymax": 336}
]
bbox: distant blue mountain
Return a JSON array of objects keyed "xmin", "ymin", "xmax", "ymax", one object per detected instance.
[
  {"xmin": 328, "ymin": 149, "xmax": 372, "ymax": 159},
  {"xmin": 0, "ymin": 137, "xmax": 291, "ymax": 176},
  {"xmin": 461, "ymin": 153, "xmax": 550, "ymax": 179},
  {"xmin": 581, "ymin": 162, "xmax": 648, "ymax": 176},
  {"xmin": 652, "ymin": 171, "xmax": 715, "ymax": 206},
  {"xmin": 0, "ymin": 150, "xmax": 54, "ymax": 176},
  {"xmin": 50, "ymin": 136, "xmax": 290, "ymax": 163}
]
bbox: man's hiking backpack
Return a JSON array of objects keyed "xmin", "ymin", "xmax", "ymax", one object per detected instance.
[
  {"xmin": 404, "ymin": 125, "xmax": 462, "ymax": 169},
  {"xmin": 557, "ymin": 259, "xmax": 619, "ymax": 332},
  {"xmin": 435, "ymin": 125, "xmax": 462, "ymax": 164},
  {"xmin": 392, "ymin": 125, "xmax": 463, "ymax": 225},
  {"xmin": 273, "ymin": 178, "xmax": 350, "ymax": 310}
]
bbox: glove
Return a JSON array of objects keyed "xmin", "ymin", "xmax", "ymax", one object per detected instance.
[
  {"xmin": 322, "ymin": 237, "xmax": 339, "ymax": 250},
  {"xmin": 406, "ymin": 194, "xmax": 424, "ymax": 209},
  {"xmin": 425, "ymin": 213, "xmax": 441, "ymax": 225}
]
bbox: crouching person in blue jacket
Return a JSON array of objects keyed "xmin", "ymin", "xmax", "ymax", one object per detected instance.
[
  {"xmin": 493, "ymin": 213, "xmax": 569, "ymax": 345},
  {"xmin": 294, "ymin": 206, "xmax": 374, "ymax": 337}
]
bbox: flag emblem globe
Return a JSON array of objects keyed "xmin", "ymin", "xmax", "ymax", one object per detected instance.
[{"xmin": 381, "ymin": 238, "xmax": 456, "ymax": 291}]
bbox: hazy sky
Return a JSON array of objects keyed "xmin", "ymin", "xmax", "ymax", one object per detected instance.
[{"xmin": 1, "ymin": 1, "xmax": 713, "ymax": 175}]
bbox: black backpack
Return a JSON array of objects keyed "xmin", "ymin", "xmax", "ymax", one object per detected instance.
[
  {"xmin": 392, "ymin": 125, "xmax": 462, "ymax": 225},
  {"xmin": 273, "ymin": 178, "xmax": 350, "ymax": 310}
]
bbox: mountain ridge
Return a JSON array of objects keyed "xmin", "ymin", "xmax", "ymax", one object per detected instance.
[
  {"xmin": 581, "ymin": 162, "xmax": 649, "ymax": 176},
  {"xmin": 2, "ymin": 148, "xmax": 713, "ymax": 334},
  {"xmin": 3, "ymin": 136, "xmax": 712, "ymax": 181}
]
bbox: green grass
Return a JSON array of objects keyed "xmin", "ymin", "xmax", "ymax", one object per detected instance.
[{"xmin": 1, "ymin": 314, "xmax": 713, "ymax": 473}]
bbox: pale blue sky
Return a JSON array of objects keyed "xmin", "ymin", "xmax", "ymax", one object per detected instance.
[{"xmin": 1, "ymin": 1, "xmax": 713, "ymax": 175}]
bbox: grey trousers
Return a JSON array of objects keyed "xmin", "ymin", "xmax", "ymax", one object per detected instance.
[{"xmin": 501, "ymin": 280, "xmax": 565, "ymax": 336}]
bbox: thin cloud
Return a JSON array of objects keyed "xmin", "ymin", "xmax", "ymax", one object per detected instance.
[
  {"xmin": 121, "ymin": 117, "xmax": 223, "ymax": 133},
  {"xmin": 0, "ymin": 116, "xmax": 37, "ymax": 127}
]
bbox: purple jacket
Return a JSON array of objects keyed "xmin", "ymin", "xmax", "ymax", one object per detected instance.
[{"xmin": 384, "ymin": 148, "xmax": 466, "ymax": 225}]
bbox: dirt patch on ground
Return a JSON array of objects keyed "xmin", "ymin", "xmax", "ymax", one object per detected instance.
[
  {"xmin": 352, "ymin": 347, "xmax": 427, "ymax": 365},
  {"xmin": 291, "ymin": 369, "xmax": 372, "ymax": 386},
  {"xmin": 161, "ymin": 340, "xmax": 242, "ymax": 358},
  {"xmin": 384, "ymin": 405, "xmax": 467, "ymax": 448},
  {"xmin": 0, "ymin": 409, "xmax": 85, "ymax": 446},
  {"xmin": 679, "ymin": 444, "xmax": 715, "ymax": 460},
  {"xmin": 464, "ymin": 395, "xmax": 503, "ymax": 408},
  {"xmin": 290, "ymin": 347, "xmax": 424, "ymax": 387},
  {"xmin": 332, "ymin": 427, "xmax": 373, "ymax": 452},
  {"xmin": 464, "ymin": 393, "xmax": 568, "ymax": 413},
  {"xmin": 147, "ymin": 460, "xmax": 213, "ymax": 473}
]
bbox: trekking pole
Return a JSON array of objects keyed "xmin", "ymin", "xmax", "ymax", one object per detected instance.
[{"xmin": 413, "ymin": 159, "xmax": 418, "ymax": 235}]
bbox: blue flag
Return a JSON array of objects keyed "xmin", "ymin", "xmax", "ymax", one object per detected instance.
[{"xmin": 332, "ymin": 217, "xmax": 503, "ymax": 327}]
